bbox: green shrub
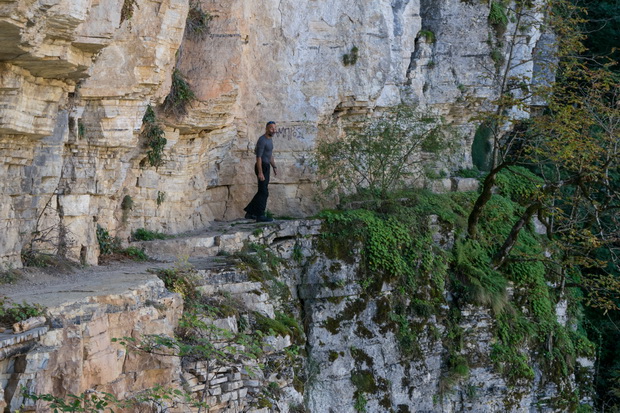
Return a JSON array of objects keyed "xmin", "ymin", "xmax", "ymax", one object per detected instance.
[
  {"xmin": 490, "ymin": 48, "xmax": 505, "ymax": 69},
  {"xmin": 96, "ymin": 225, "xmax": 121, "ymax": 255},
  {"xmin": 21, "ymin": 250, "xmax": 57, "ymax": 268},
  {"xmin": 0, "ymin": 298, "xmax": 46, "ymax": 326},
  {"xmin": 121, "ymin": 195, "xmax": 134, "ymax": 211},
  {"xmin": 253, "ymin": 312, "xmax": 304, "ymax": 344},
  {"xmin": 156, "ymin": 191, "xmax": 166, "ymax": 206},
  {"xmin": 494, "ymin": 166, "xmax": 543, "ymax": 204},
  {"xmin": 120, "ymin": 0, "xmax": 137, "ymax": 23},
  {"xmin": 141, "ymin": 105, "xmax": 167, "ymax": 168},
  {"xmin": 77, "ymin": 119, "xmax": 85, "ymax": 139},
  {"xmin": 21, "ymin": 385, "xmax": 206, "ymax": 412},
  {"xmin": 314, "ymin": 105, "xmax": 455, "ymax": 200},
  {"xmin": 455, "ymin": 167, "xmax": 481, "ymax": 179},
  {"xmin": 342, "ymin": 46, "xmax": 359, "ymax": 66},
  {"xmin": 162, "ymin": 69, "xmax": 196, "ymax": 117},
  {"xmin": 489, "ymin": 1, "xmax": 508, "ymax": 33},
  {"xmin": 418, "ymin": 29, "xmax": 436, "ymax": 44},
  {"xmin": 185, "ymin": 1, "xmax": 212, "ymax": 38},
  {"xmin": 454, "ymin": 239, "xmax": 508, "ymax": 312},
  {"xmin": 354, "ymin": 393, "xmax": 368, "ymax": 412},
  {"xmin": 154, "ymin": 262, "xmax": 201, "ymax": 303},
  {"xmin": 124, "ymin": 246, "xmax": 148, "ymax": 261},
  {"xmin": 133, "ymin": 228, "xmax": 168, "ymax": 241},
  {"xmin": 0, "ymin": 268, "xmax": 20, "ymax": 284}
]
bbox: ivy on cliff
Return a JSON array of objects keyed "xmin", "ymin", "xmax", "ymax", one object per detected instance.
[
  {"xmin": 140, "ymin": 105, "xmax": 167, "ymax": 169},
  {"xmin": 318, "ymin": 180, "xmax": 594, "ymax": 408}
]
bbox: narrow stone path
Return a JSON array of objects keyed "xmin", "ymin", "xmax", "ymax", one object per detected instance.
[
  {"xmin": 0, "ymin": 218, "xmax": 257, "ymax": 308},
  {"xmin": 1, "ymin": 218, "xmax": 319, "ymax": 309},
  {"xmin": 1, "ymin": 261, "xmax": 169, "ymax": 309}
]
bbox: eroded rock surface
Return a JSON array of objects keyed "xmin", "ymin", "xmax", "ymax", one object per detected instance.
[
  {"xmin": 0, "ymin": 0, "xmax": 551, "ymax": 268},
  {"xmin": 0, "ymin": 219, "xmax": 591, "ymax": 412}
]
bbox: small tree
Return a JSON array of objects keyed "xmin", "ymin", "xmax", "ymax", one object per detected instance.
[
  {"xmin": 315, "ymin": 105, "xmax": 455, "ymax": 201},
  {"xmin": 466, "ymin": 0, "xmax": 586, "ymax": 239}
]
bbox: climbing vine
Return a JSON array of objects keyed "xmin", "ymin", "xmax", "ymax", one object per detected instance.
[
  {"xmin": 140, "ymin": 105, "xmax": 167, "ymax": 168},
  {"xmin": 318, "ymin": 181, "xmax": 594, "ymax": 408}
]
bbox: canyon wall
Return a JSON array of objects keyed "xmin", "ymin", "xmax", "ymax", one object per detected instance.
[
  {"xmin": 1, "ymin": 219, "xmax": 593, "ymax": 411},
  {"xmin": 0, "ymin": 0, "xmax": 551, "ymax": 268}
]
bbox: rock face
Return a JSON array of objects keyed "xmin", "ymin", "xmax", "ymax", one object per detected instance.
[
  {"xmin": 0, "ymin": 276, "xmax": 183, "ymax": 412},
  {"xmin": 0, "ymin": 0, "xmax": 551, "ymax": 268},
  {"xmin": 300, "ymin": 257, "xmax": 578, "ymax": 413},
  {"xmin": 0, "ymin": 220, "xmax": 592, "ymax": 412}
]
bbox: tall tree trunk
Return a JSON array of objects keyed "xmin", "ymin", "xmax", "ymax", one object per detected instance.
[
  {"xmin": 492, "ymin": 202, "xmax": 541, "ymax": 269},
  {"xmin": 467, "ymin": 163, "xmax": 509, "ymax": 239}
]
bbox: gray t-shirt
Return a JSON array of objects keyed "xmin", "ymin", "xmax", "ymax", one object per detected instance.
[{"xmin": 255, "ymin": 134, "xmax": 273, "ymax": 164}]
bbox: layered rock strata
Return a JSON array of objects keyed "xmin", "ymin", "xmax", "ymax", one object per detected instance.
[
  {"xmin": 0, "ymin": 275, "xmax": 183, "ymax": 412},
  {"xmin": 1, "ymin": 219, "xmax": 591, "ymax": 412},
  {"xmin": 0, "ymin": 0, "xmax": 552, "ymax": 268}
]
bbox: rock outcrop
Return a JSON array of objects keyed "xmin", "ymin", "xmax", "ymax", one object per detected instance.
[
  {"xmin": 0, "ymin": 219, "xmax": 592, "ymax": 412},
  {"xmin": 0, "ymin": 274, "xmax": 182, "ymax": 411},
  {"xmin": 0, "ymin": 0, "xmax": 552, "ymax": 268}
]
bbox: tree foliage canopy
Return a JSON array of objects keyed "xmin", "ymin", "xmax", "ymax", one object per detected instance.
[{"xmin": 315, "ymin": 105, "xmax": 455, "ymax": 201}]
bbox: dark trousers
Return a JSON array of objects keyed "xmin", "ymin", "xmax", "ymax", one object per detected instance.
[{"xmin": 244, "ymin": 162, "xmax": 270, "ymax": 217}]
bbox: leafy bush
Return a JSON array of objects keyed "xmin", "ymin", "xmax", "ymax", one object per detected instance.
[
  {"xmin": 21, "ymin": 250, "xmax": 58, "ymax": 268},
  {"xmin": 141, "ymin": 105, "xmax": 167, "ymax": 168},
  {"xmin": 124, "ymin": 246, "xmax": 148, "ymax": 261},
  {"xmin": 0, "ymin": 297, "xmax": 46, "ymax": 326},
  {"xmin": 21, "ymin": 385, "xmax": 206, "ymax": 412},
  {"xmin": 162, "ymin": 69, "xmax": 196, "ymax": 117},
  {"xmin": 96, "ymin": 225, "xmax": 121, "ymax": 255},
  {"xmin": 121, "ymin": 195, "xmax": 134, "ymax": 211},
  {"xmin": 418, "ymin": 29, "xmax": 436, "ymax": 44},
  {"xmin": 120, "ymin": 0, "xmax": 137, "ymax": 23},
  {"xmin": 154, "ymin": 262, "xmax": 201, "ymax": 303},
  {"xmin": 455, "ymin": 167, "xmax": 482, "ymax": 178},
  {"xmin": 314, "ymin": 105, "xmax": 455, "ymax": 201},
  {"xmin": 0, "ymin": 268, "xmax": 20, "ymax": 284},
  {"xmin": 97, "ymin": 225, "xmax": 149, "ymax": 261},
  {"xmin": 343, "ymin": 46, "xmax": 359, "ymax": 66},
  {"xmin": 489, "ymin": 1, "xmax": 508, "ymax": 33},
  {"xmin": 490, "ymin": 47, "xmax": 505, "ymax": 69},
  {"xmin": 156, "ymin": 191, "xmax": 166, "ymax": 206},
  {"xmin": 133, "ymin": 228, "xmax": 168, "ymax": 241},
  {"xmin": 253, "ymin": 311, "xmax": 304, "ymax": 344},
  {"xmin": 185, "ymin": 1, "xmax": 212, "ymax": 39},
  {"xmin": 494, "ymin": 166, "xmax": 543, "ymax": 204}
]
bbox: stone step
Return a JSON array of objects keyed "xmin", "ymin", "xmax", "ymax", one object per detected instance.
[
  {"xmin": 133, "ymin": 219, "xmax": 322, "ymax": 262},
  {"xmin": 191, "ymin": 258, "xmax": 251, "ymax": 285},
  {"xmin": 297, "ymin": 282, "xmax": 362, "ymax": 300},
  {"xmin": 198, "ymin": 281, "xmax": 264, "ymax": 297},
  {"xmin": 0, "ymin": 327, "xmax": 49, "ymax": 361}
]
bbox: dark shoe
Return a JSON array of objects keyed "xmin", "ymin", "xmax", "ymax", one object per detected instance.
[
  {"xmin": 256, "ymin": 215, "xmax": 273, "ymax": 222},
  {"xmin": 244, "ymin": 212, "xmax": 257, "ymax": 220}
]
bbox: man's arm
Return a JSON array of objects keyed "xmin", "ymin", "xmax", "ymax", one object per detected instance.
[{"xmin": 257, "ymin": 157, "xmax": 265, "ymax": 181}]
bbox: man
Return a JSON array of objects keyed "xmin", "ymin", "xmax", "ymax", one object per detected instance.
[{"xmin": 244, "ymin": 121, "xmax": 278, "ymax": 222}]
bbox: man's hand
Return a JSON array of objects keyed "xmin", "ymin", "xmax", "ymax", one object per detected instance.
[{"xmin": 258, "ymin": 173, "xmax": 265, "ymax": 181}]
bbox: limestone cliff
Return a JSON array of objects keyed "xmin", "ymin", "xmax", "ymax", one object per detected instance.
[
  {"xmin": 0, "ymin": 218, "xmax": 593, "ymax": 412},
  {"xmin": 0, "ymin": 0, "xmax": 551, "ymax": 268}
]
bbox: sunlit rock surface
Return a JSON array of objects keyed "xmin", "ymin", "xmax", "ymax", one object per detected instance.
[{"xmin": 0, "ymin": 0, "xmax": 547, "ymax": 270}]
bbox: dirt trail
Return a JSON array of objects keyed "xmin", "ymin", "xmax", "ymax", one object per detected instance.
[
  {"xmin": 0, "ymin": 259, "xmax": 173, "ymax": 309},
  {"xmin": 0, "ymin": 217, "xmax": 295, "ymax": 309}
]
